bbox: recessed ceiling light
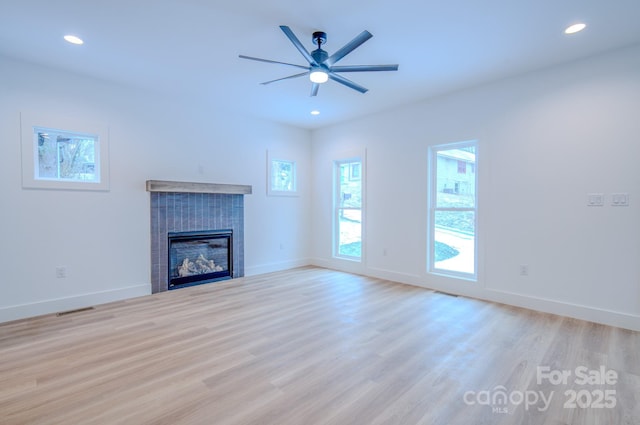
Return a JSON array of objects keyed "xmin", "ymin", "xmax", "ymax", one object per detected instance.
[
  {"xmin": 64, "ymin": 35, "xmax": 84, "ymax": 45},
  {"xmin": 564, "ymin": 23, "xmax": 586, "ymax": 35},
  {"xmin": 311, "ymin": 110, "xmax": 320, "ymax": 116}
]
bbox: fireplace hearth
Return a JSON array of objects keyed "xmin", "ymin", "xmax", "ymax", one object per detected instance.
[{"xmin": 168, "ymin": 230, "xmax": 232, "ymax": 289}]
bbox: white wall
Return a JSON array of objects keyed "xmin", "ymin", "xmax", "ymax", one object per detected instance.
[
  {"xmin": 4, "ymin": 44, "xmax": 639, "ymax": 330},
  {"xmin": 0, "ymin": 56, "xmax": 311, "ymax": 323},
  {"xmin": 311, "ymin": 44, "xmax": 640, "ymax": 331}
]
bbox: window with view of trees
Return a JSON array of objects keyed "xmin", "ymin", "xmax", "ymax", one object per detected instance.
[
  {"xmin": 270, "ymin": 159, "xmax": 296, "ymax": 193},
  {"xmin": 20, "ymin": 113, "xmax": 109, "ymax": 191},
  {"xmin": 266, "ymin": 150, "xmax": 298, "ymax": 197},
  {"xmin": 334, "ymin": 158, "xmax": 362, "ymax": 260},
  {"xmin": 428, "ymin": 141, "xmax": 477, "ymax": 278},
  {"xmin": 34, "ymin": 127, "xmax": 98, "ymax": 182}
]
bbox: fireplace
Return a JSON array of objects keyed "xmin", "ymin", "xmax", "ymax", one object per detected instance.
[
  {"xmin": 168, "ymin": 230, "xmax": 232, "ymax": 289},
  {"xmin": 147, "ymin": 180, "xmax": 251, "ymax": 293}
]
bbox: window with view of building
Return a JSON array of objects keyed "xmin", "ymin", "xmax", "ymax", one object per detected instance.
[
  {"xmin": 350, "ymin": 162, "xmax": 361, "ymax": 180},
  {"xmin": 428, "ymin": 141, "xmax": 477, "ymax": 279},
  {"xmin": 334, "ymin": 158, "xmax": 362, "ymax": 260}
]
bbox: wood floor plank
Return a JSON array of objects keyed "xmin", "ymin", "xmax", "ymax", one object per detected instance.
[{"xmin": 0, "ymin": 266, "xmax": 638, "ymax": 424}]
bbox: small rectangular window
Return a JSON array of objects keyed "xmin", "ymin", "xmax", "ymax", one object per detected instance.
[
  {"xmin": 270, "ymin": 159, "xmax": 296, "ymax": 192},
  {"xmin": 20, "ymin": 112, "xmax": 109, "ymax": 191},
  {"xmin": 34, "ymin": 127, "xmax": 99, "ymax": 182},
  {"xmin": 267, "ymin": 150, "xmax": 298, "ymax": 196}
]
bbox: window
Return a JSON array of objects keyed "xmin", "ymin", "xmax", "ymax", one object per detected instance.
[
  {"xmin": 20, "ymin": 113, "xmax": 109, "ymax": 191},
  {"xmin": 267, "ymin": 151, "xmax": 298, "ymax": 196},
  {"xmin": 34, "ymin": 127, "xmax": 98, "ymax": 182},
  {"xmin": 334, "ymin": 158, "xmax": 362, "ymax": 260},
  {"xmin": 350, "ymin": 162, "xmax": 361, "ymax": 180},
  {"xmin": 270, "ymin": 159, "xmax": 296, "ymax": 193},
  {"xmin": 428, "ymin": 141, "xmax": 477, "ymax": 278}
]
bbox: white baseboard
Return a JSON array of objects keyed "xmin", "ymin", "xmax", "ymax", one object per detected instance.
[
  {"xmin": 310, "ymin": 260, "xmax": 640, "ymax": 332},
  {"xmin": 310, "ymin": 257, "xmax": 366, "ymax": 275},
  {"xmin": 0, "ymin": 284, "xmax": 151, "ymax": 324},
  {"xmin": 480, "ymin": 288, "xmax": 640, "ymax": 332},
  {"xmin": 245, "ymin": 258, "xmax": 312, "ymax": 276},
  {"xmin": 377, "ymin": 269, "xmax": 640, "ymax": 332},
  {"xmin": 366, "ymin": 266, "xmax": 423, "ymax": 285},
  {"xmin": 6, "ymin": 266, "xmax": 636, "ymax": 332}
]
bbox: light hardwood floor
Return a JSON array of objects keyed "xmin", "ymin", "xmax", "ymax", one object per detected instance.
[{"xmin": 1, "ymin": 267, "xmax": 638, "ymax": 424}]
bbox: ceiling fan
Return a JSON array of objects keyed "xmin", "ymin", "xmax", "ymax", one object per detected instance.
[{"xmin": 239, "ymin": 25, "xmax": 399, "ymax": 96}]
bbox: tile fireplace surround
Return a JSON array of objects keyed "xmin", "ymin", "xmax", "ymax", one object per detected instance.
[{"xmin": 147, "ymin": 180, "xmax": 252, "ymax": 293}]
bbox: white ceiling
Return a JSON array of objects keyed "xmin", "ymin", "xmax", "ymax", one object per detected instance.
[{"xmin": 1, "ymin": 0, "xmax": 640, "ymax": 129}]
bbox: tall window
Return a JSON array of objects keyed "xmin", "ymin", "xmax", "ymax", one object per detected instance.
[
  {"xmin": 334, "ymin": 158, "xmax": 362, "ymax": 260},
  {"xmin": 428, "ymin": 141, "xmax": 477, "ymax": 278}
]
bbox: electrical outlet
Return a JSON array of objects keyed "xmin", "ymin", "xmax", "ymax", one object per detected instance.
[
  {"xmin": 56, "ymin": 266, "xmax": 67, "ymax": 278},
  {"xmin": 519, "ymin": 265, "xmax": 529, "ymax": 276}
]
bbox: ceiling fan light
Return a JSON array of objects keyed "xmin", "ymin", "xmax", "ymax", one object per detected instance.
[{"xmin": 310, "ymin": 70, "xmax": 329, "ymax": 84}]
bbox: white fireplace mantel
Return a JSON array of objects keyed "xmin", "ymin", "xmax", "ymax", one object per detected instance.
[{"xmin": 146, "ymin": 180, "xmax": 252, "ymax": 195}]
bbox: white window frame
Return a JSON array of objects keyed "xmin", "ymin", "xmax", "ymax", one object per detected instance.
[
  {"xmin": 20, "ymin": 112, "xmax": 109, "ymax": 191},
  {"xmin": 333, "ymin": 156, "xmax": 364, "ymax": 261},
  {"xmin": 428, "ymin": 140, "xmax": 478, "ymax": 280}
]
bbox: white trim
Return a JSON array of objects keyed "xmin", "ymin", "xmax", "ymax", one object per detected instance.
[
  {"xmin": 0, "ymin": 284, "xmax": 150, "ymax": 324},
  {"xmin": 310, "ymin": 257, "xmax": 366, "ymax": 276},
  {"xmin": 309, "ymin": 262, "xmax": 640, "ymax": 332},
  {"xmin": 483, "ymin": 287, "xmax": 640, "ymax": 332},
  {"xmin": 244, "ymin": 258, "xmax": 312, "ymax": 276}
]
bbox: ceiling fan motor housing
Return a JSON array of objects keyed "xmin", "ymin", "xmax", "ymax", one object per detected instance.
[{"xmin": 312, "ymin": 48, "xmax": 328, "ymax": 64}]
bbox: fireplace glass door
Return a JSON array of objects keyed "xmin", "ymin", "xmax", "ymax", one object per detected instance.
[{"xmin": 168, "ymin": 230, "xmax": 232, "ymax": 289}]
